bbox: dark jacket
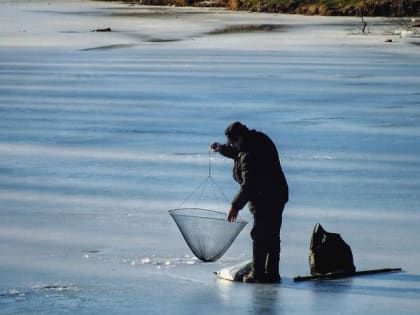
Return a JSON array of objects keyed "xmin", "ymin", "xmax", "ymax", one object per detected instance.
[{"xmin": 219, "ymin": 129, "xmax": 288, "ymax": 212}]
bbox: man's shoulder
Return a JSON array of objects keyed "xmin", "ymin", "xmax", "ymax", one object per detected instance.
[
  {"xmin": 250, "ymin": 130, "xmax": 274, "ymax": 148},
  {"xmin": 250, "ymin": 129, "xmax": 270, "ymax": 140}
]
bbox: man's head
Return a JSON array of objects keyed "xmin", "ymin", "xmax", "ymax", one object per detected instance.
[{"xmin": 224, "ymin": 121, "xmax": 249, "ymax": 150}]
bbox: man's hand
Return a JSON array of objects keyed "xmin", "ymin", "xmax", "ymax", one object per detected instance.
[
  {"xmin": 227, "ymin": 207, "xmax": 239, "ymax": 222},
  {"xmin": 210, "ymin": 142, "xmax": 221, "ymax": 153}
]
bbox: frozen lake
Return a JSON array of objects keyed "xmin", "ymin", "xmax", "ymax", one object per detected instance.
[{"xmin": 1, "ymin": 1, "xmax": 420, "ymax": 314}]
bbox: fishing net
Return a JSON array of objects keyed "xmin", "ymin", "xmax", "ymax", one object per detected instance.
[
  {"xmin": 169, "ymin": 152, "xmax": 248, "ymax": 262},
  {"xmin": 169, "ymin": 208, "xmax": 247, "ymax": 262}
]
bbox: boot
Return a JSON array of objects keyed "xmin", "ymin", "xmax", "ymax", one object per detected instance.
[
  {"xmin": 265, "ymin": 241, "xmax": 281, "ymax": 283},
  {"xmin": 243, "ymin": 241, "xmax": 266, "ymax": 283},
  {"xmin": 264, "ymin": 258, "xmax": 281, "ymax": 283}
]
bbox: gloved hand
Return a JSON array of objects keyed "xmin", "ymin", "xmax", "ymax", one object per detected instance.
[
  {"xmin": 227, "ymin": 207, "xmax": 239, "ymax": 222},
  {"xmin": 210, "ymin": 142, "xmax": 221, "ymax": 152}
]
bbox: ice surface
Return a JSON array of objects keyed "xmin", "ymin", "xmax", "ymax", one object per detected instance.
[{"xmin": 1, "ymin": 1, "xmax": 420, "ymax": 314}]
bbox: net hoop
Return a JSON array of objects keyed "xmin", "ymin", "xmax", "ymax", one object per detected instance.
[{"xmin": 169, "ymin": 208, "xmax": 247, "ymax": 224}]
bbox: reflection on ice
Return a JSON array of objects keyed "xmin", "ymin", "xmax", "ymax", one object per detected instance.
[{"xmin": 302, "ymin": 274, "xmax": 420, "ymax": 299}]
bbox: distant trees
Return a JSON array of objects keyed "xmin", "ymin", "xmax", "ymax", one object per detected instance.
[{"xmin": 103, "ymin": 0, "xmax": 420, "ymax": 16}]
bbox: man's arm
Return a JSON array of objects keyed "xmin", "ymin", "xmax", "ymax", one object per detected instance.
[
  {"xmin": 231, "ymin": 153, "xmax": 253, "ymax": 211},
  {"xmin": 210, "ymin": 142, "xmax": 238, "ymax": 160},
  {"xmin": 219, "ymin": 144, "xmax": 238, "ymax": 159}
]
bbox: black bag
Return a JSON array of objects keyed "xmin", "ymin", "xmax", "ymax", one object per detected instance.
[{"xmin": 309, "ymin": 223, "xmax": 356, "ymax": 275}]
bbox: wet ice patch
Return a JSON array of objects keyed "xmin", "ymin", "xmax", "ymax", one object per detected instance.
[
  {"xmin": 34, "ymin": 284, "xmax": 79, "ymax": 292},
  {"xmin": 80, "ymin": 44, "xmax": 137, "ymax": 51},
  {"xmin": 0, "ymin": 288, "xmax": 27, "ymax": 302},
  {"xmin": 0, "ymin": 284, "xmax": 80, "ymax": 304},
  {"xmin": 82, "ymin": 250, "xmax": 102, "ymax": 259},
  {"xmin": 123, "ymin": 255, "xmax": 199, "ymax": 269},
  {"xmin": 206, "ymin": 24, "xmax": 285, "ymax": 35}
]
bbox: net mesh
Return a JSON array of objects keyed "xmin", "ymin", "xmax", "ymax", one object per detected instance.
[{"xmin": 169, "ymin": 208, "xmax": 247, "ymax": 262}]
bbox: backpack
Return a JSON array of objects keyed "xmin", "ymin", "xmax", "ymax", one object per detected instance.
[{"xmin": 309, "ymin": 223, "xmax": 356, "ymax": 275}]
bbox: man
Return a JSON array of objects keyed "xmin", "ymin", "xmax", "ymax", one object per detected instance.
[{"xmin": 211, "ymin": 122, "xmax": 288, "ymax": 283}]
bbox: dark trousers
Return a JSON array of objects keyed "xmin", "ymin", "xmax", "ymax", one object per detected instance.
[{"xmin": 250, "ymin": 203, "xmax": 284, "ymax": 276}]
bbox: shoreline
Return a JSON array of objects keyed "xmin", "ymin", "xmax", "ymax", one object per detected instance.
[
  {"xmin": 2, "ymin": 1, "xmax": 419, "ymax": 52},
  {"xmin": 96, "ymin": 0, "xmax": 420, "ymax": 17}
]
